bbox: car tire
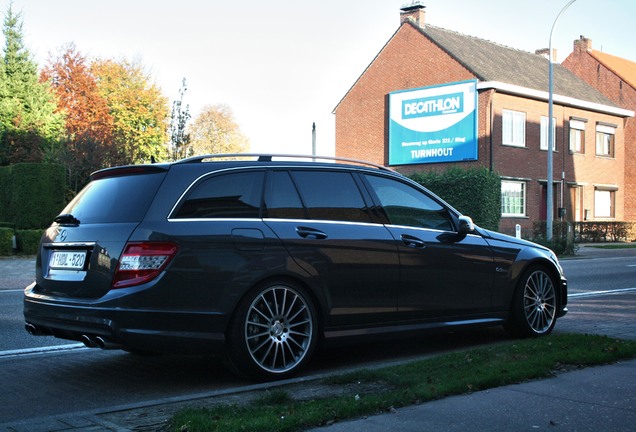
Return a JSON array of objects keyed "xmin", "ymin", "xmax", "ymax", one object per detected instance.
[
  {"xmin": 225, "ymin": 280, "xmax": 318, "ymax": 381},
  {"xmin": 506, "ymin": 266, "xmax": 558, "ymax": 338}
]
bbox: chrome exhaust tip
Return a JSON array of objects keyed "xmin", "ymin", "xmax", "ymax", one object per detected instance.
[
  {"xmin": 25, "ymin": 323, "xmax": 39, "ymax": 336},
  {"xmin": 80, "ymin": 335, "xmax": 97, "ymax": 348},
  {"xmin": 94, "ymin": 336, "xmax": 121, "ymax": 350}
]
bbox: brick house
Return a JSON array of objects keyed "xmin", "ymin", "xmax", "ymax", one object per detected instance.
[
  {"xmin": 563, "ymin": 37, "xmax": 636, "ymax": 221},
  {"xmin": 334, "ymin": 4, "xmax": 633, "ymax": 236}
]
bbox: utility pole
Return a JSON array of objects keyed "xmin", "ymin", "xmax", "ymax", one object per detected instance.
[
  {"xmin": 547, "ymin": 0, "xmax": 577, "ymax": 240},
  {"xmin": 312, "ymin": 122, "xmax": 316, "ymax": 157}
]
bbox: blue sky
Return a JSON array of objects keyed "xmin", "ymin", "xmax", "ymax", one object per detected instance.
[{"xmin": 5, "ymin": 0, "xmax": 635, "ymax": 155}]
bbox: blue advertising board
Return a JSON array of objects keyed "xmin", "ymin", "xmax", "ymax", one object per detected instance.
[{"xmin": 388, "ymin": 80, "xmax": 478, "ymax": 165}]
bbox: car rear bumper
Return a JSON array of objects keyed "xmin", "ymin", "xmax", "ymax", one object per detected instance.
[{"xmin": 23, "ymin": 283, "xmax": 226, "ymax": 354}]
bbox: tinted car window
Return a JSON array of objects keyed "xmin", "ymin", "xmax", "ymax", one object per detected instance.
[
  {"xmin": 60, "ymin": 172, "xmax": 166, "ymax": 224},
  {"xmin": 292, "ymin": 171, "xmax": 371, "ymax": 223},
  {"xmin": 174, "ymin": 171, "xmax": 264, "ymax": 218},
  {"xmin": 264, "ymin": 171, "xmax": 306, "ymax": 219},
  {"xmin": 365, "ymin": 174, "xmax": 453, "ymax": 231}
]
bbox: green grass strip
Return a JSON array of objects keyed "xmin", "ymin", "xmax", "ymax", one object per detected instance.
[{"xmin": 169, "ymin": 333, "xmax": 636, "ymax": 432}]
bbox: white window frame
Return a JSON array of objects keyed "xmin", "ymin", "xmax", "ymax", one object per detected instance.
[
  {"xmin": 595, "ymin": 124, "xmax": 615, "ymax": 157},
  {"xmin": 594, "ymin": 189, "xmax": 615, "ymax": 219},
  {"xmin": 502, "ymin": 109, "xmax": 526, "ymax": 147},
  {"xmin": 569, "ymin": 119, "xmax": 586, "ymax": 154},
  {"xmin": 540, "ymin": 116, "xmax": 556, "ymax": 151},
  {"xmin": 501, "ymin": 180, "xmax": 526, "ymax": 217}
]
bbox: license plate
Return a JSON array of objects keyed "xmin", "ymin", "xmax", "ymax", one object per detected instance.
[{"xmin": 49, "ymin": 251, "xmax": 87, "ymax": 270}]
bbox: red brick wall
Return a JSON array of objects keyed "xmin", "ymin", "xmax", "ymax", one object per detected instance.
[
  {"xmin": 563, "ymin": 44, "xmax": 636, "ymax": 222},
  {"xmin": 335, "ymin": 23, "xmax": 476, "ymax": 166},
  {"xmin": 335, "ymin": 23, "xmax": 628, "ymax": 236},
  {"xmin": 491, "ymin": 93, "xmax": 625, "ymax": 235}
]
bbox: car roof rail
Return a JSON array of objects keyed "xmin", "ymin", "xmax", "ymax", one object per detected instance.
[{"xmin": 174, "ymin": 153, "xmax": 393, "ymax": 171}]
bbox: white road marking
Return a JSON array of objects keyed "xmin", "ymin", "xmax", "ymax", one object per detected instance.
[
  {"xmin": 0, "ymin": 343, "xmax": 86, "ymax": 359},
  {"xmin": 569, "ymin": 287, "xmax": 636, "ymax": 298}
]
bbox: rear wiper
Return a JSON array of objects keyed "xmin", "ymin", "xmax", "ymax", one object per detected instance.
[{"xmin": 54, "ymin": 213, "xmax": 81, "ymax": 225}]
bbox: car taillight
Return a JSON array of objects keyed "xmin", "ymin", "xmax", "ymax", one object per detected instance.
[{"xmin": 112, "ymin": 242, "xmax": 179, "ymax": 289}]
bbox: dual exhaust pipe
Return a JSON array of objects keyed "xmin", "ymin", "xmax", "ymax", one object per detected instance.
[
  {"xmin": 25, "ymin": 323, "xmax": 120, "ymax": 350},
  {"xmin": 80, "ymin": 334, "xmax": 120, "ymax": 350}
]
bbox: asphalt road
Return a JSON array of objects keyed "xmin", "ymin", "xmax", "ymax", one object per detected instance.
[
  {"xmin": 0, "ymin": 246, "xmax": 635, "ymax": 426},
  {"xmin": 565, "ymin": 255, "xmax": 636, "ymax": 294}
]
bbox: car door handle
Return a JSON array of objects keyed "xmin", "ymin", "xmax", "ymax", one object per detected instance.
[
  {"xmin": 401, "ymin": 234, "xmax": 426, "ymax": 248},
  {"xmin": 296, "ymin": 227, "xmax": 328, "ymax": 240}
]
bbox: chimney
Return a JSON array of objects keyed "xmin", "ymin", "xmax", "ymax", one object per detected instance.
[
  {"xmin": 535, "ymin": 48, "xmax": 558, "ymax": 62},
  {"xmin": 400, "ymin": 1, "xmax": 426, "ymax": 28},
  {"xmin": 574, "ymin": 35, "xmax": 593, "ymax": 53}
]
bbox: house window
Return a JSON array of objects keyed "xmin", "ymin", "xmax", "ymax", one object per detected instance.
[
  {"xmin": 569, "ymin": 119, "xmax": 586, "ymax": 154},
  {"xmin": 540, "ymin": 116, "xmax": 556, "ymax": 151},
  {"xmin": 595, "ymin": 123, "xmax": 616, "ymax": 157},
  {"xmin": 501, "ymin": 181, "xmax": 526, "ymax": 217},
  {"xmin": 594, "ymin": 189, "xmax": 615, "ymax": 218},
  {"xmin": 502, "ymin": 109, "xmax": 526, "ymax": 147}
]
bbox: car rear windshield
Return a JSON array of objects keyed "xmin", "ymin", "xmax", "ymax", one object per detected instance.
[{"xmin": 60, "ymin": 172, "xmax": 166, "ymax": 224}]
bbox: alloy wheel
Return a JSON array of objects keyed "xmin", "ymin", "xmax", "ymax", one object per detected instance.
[
  {"xmin": 244, "ymin": 285, "xmax": 314, "ymax": 374},
  {"xmin": 523, "ymin": 269, "xmax": 556, "ymax": 334}
]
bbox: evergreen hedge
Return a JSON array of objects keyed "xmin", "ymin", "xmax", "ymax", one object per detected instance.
[
  {"xmin": 0, "ymin": 166, "xmax": 11, "ymax": 223},
  {"xmin": 15, "ymin": 229, "xmax": 44, "ymax": 255},
  {"xmin": 407, "ymin": 167, "xmax": 501, "ymax": 232},
  {"xmin": 0, "ymin": 227, "xmax": 13, "ymax": 255},
  {"xmin": 0, "ymin": 163, "xmax": 66, "ymax": 230}
]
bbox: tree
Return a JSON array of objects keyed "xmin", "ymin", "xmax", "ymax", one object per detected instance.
[
  {"xmin": 91, "ymin": 58, "xmax": 169, "ymax": 164},
  {"xmin": 41, "ymin": 44, "xmax": 115, "ymax": 192},
  {"xmin": 0, "ymin": 4, "xmax": 64, "ymax": 165},
  {"xmin": 168, "ymin": 78, "xmax": 191, "ymax": 161},
  {"xmin": 189, "ymin": 104, "xmax": 249, "ymax": 155}
]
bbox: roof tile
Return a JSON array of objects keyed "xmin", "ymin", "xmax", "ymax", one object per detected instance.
[
  {"xmin": 417, "ymin": 23, "xmax": 617, "ymax": 107},
  {"xmin": 589, "ymin": 50, "xmax": 636, "ymax": 89}
]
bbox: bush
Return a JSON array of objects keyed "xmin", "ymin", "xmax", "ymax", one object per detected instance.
[
  {"xmin": 407, "ymin": 167, "xmax": 501, "ymax": 231},
  {"xmin": 0, "ymin": 227, "xmax": 13, "ymax": 255},
  {"xmin": 0, "ymin": 163, "xmax": 67, "ymax": 231},
  {"xmin": 572, "ymin": 221, "xmax": 635, "ymax": 242},
  {"xmin": 629, "ymin": 224, "xmax": 636, "ymax": 242},
  {"xmin": 15, "ymin": 229, "xmax": 44, "ymax": 255},
  {"xmin": 10, "ymin": 163, "xmax": 66, "ymax": 229},
  {"xmin": 532, "ymin": 221, "xmax": 577, "ymax": 256},
  {"xmin": 0, "ymin": 166, "xmax": 12, "ymax": 223}
]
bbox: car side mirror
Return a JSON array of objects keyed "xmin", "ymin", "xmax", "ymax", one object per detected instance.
[
  {"xmin": 458, "ymin": 216, "xmax": 475, "ymax": 236},
  {"xmin": 437, "ymin": 216, "xmax": 475, "ymax": 243}
]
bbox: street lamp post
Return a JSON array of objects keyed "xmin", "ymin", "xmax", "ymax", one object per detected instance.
[
  {"xmin": 547, "ymin": 0, "xmax": 577, "ymax": 240},
  {"xmin": 312, "ymin": 122, "xmax": 316, "ymax": 159}
]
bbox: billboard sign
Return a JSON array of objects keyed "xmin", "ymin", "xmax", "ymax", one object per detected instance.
[{"xmin": 388, "ymin": 80, "xmax": 478, "ymax": 165}]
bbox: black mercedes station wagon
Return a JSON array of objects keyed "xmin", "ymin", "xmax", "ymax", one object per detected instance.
[{"xmin": 24, "ymin": 154, "xmax": 567, "ymax": 380}]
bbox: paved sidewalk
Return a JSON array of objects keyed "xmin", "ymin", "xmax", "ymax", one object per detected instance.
[
  {"xmin": 306, "ymin": 359, "xmax": 636, "ymax": 432},
  {"xmin": 0, "ymin": 256, "xmax": 35, "ymax": 290},
  {"xmin": 572, "ymin": 242, "xmax": 636, "ymax": 259}
]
